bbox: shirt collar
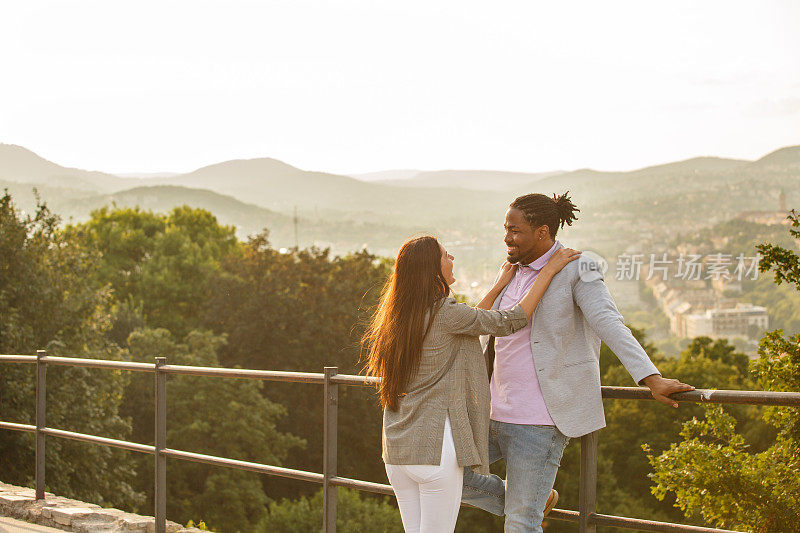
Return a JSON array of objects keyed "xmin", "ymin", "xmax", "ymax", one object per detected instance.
[{"xmin": 521, "ymin": 240, "xmax": 560, "ymax": 271}]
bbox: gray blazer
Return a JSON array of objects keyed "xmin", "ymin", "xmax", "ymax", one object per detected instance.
[
  {"xmin": 382, "ymin": 299, "xmax": 527, "ymax": 473},
  {"xmin": 484, "ymin": 243, "xmax": 660, "ymax": 438}
]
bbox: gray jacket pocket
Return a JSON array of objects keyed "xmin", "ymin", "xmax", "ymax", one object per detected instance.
[{"xmin": 562, "ymin": 356, "xmax": 597, "ymax": 367}]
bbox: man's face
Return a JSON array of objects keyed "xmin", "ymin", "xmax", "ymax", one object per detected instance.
[{"xmin": 504, "ymin": 208, "xmax": 548, "ymax": 264}]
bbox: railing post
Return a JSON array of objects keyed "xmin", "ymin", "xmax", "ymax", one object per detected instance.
[
  {"xmin": 35, "ymin": 349, "xmax": 46, "ymax": 500},
  {"xmin": 579, "ymin": 431, "xmax": 598, "ymax": 533},
  {"xmin": 155, "ymin": 357, "xmax": 167, "ymax": 533},
  {"xmin": 323, "ymin": 367, "xmax": 338, "ymax": 533}
]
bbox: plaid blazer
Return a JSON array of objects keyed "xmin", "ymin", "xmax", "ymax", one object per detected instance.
[{"xmin": 381, "ymin": 298, "xmax": 526, "ymax": 474}]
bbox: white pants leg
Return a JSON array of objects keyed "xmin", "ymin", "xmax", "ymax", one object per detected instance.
[{"xmin": 385, "ymin": 415, "xmax": 464, "ymax": 533}]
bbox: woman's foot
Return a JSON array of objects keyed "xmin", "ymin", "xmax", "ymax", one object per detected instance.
[{"xmin": 543, "ymin": 489, "xmax": 558, "ymax": 516}]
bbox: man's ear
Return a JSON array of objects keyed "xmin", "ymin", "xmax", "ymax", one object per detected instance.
[{"xmin": 537, "ymin": 225, "xmax": 550, "ymax": 240}]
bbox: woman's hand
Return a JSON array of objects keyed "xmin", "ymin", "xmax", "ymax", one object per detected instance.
[
  {"xmin": 542, "ymin": 248, "xmax": 581, "ymax": 275},
  {"xmin": 475, "ymin": 262, "xmax": 518, "ymax": 310},
  {"xmin": 517, "ymin": 248, "xmax": 581, "ymax": 318},
  {"xmin": 494, "ymin": 261, "xmax": 518, "ymax": 289}
]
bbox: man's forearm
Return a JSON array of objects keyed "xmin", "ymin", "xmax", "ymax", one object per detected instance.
[{"xmin": 573, "ymin": 262, "xmax": 694, "ymax": 405}]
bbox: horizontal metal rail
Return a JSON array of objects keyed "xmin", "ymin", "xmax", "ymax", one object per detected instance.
[
  {"xmin": 591, "ymin": 513, "xmax": 743, "ymax": 533},
  {"xmin": 39, "ymin": 427, "xmax": 155, "ymax": 454},
  {"xmin": 0, "ymin": 355, "xmax": 36, "ymax": 363},
  {"xmin": 2, "ymin": 354, "xmax": 788, "ymax": 533},
  {"xmin": 330, "ymin": 374, "xmax": 380, "ymax": 386},
  {"xmin": 602, "ymin": 386, "xmax": 800, "ymax": 406},
  {"xmin": 39, "ymin": 356, "xmax": 156, "ymax": 373},
  {"xmin": 328, "ymin": 475, "xmax": 393, "ymax": 496},
  {"xmin": 0, "ymin": 421, "xmax": 36, "ymax": 433},
  {"xmin": 159, "ymin": 364, "xmax": 325, "ymax": 383},
  {"xmin": 549, "ymin": 509, "xmax": 581, "ymax": 522},
  {"xmin": 161, "ymin": 449, "xmax": 324, "ymax": 483},
  {"xmin": 9, "ymin": 356, "xmax": 800, "ymax": 406},
  {"xmin": 339, "ymin": 373, "xmax": 800, "ymax": 405}
]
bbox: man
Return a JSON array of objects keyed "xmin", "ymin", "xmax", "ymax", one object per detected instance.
[{"xmin": 461, "ymin": 192, "xmax": 694, "ymax": 532}]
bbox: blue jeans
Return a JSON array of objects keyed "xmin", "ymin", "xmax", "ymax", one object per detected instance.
[{"xmin": 461, "ymin": 420, "xmax": 569, "ymax": 533}]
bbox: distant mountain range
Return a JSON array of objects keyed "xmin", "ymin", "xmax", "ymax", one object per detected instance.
[
  {"xmin": 374, "ymin": 170, "xmax": 564, "ymax": 190},
  {"xmin": 350, "ymin": 169, "xmax": 563, "ymax": 190},
  {"xmin": 350, "ymin": 169, "xmax": 422, "ymax": 181},
  {"xmin": 542, "ymin": 150, "xmax": 797, "ymax": 204},
  {"xmin": 0, "ymin": 144, "xmax": 512, "ymax": 227},
  {"xmin": 1, "ymin": 142, "xmax": 798, "ymax": 257},
  {"xmin": 0, "ymin": 144, "xmax": 144, "ymax": 192}
]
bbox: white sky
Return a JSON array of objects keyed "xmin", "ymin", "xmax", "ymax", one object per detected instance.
[{"xmin": 1, "ymin": 0, "xmax": 799, "ymax": 175}]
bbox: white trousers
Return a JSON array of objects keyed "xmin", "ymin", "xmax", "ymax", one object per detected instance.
[{"xmin": 385, "ymin": 415, "xmax": 464, "ymax": 533}]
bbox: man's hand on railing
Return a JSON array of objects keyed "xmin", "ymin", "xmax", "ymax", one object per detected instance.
[{"xmin": 641, "ymin": 375, "xmax": 695, "ymax": 408}]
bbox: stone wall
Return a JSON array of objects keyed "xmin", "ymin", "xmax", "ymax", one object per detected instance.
[{"xmin": 0, "ymin": 482, "xmax": 204, "ymax": 533}]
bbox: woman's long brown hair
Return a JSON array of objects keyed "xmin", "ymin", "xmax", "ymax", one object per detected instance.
[{"xmin": 362, "ymin": 236, "xmax": 451, "ymax": 411}]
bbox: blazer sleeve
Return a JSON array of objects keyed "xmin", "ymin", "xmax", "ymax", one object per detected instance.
[
  {"xmin": 571, "ymin": 261, "xmax": 660, "ymax": 385},
  {"xmin": 439, "ymin": 298, "xmax": 527, "ymax": 337}
]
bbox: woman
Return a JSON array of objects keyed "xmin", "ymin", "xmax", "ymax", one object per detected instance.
[{"xmin": 363, "ymin": 235, "xmax": 580, "ymax": 533}]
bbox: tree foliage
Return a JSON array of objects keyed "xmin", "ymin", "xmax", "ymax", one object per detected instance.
[
  {"xmin": 0, "ymin": 191, "xmax": 143, "ymax": 509},
  {"xmin": 647, "ymin": 331, "xmax": 800, "ymax": 533},
  {"xmin": 65, "ymin": 205, "xmax": 240, "ymax": 338},
  {"xmin": 257, "ymin": 488, "xmax": 403, "ymax": 532},
  {"xmin": 122, "ymin": 327, "xmax": 305, "ymax": 532},
  {"xmin": 757, "ymin": 209, "xmax": 800, "ymax": 290},
  {"xmin": 204, "ymin": 233, "xmax": 392, "ymax": 495}
]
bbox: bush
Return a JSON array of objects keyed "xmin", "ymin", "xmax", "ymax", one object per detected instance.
[{"xmin": 257, "ymin": 488, "xmax": 403, "ymax": 532}]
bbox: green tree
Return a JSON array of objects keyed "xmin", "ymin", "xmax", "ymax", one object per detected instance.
[
  {"xmin": 65, "ymin": 205, "xmax": 240, "ymax": 339},
  {"xmin": 0, "ymin": 191, "xmax": 143, "ymax": 510},
  {"xmin": 204, "ymin": 233, "xmax": 393, "ymax": 498},
  {"xmin": 61, "ymin": 205, "xmax": 165, "ymax": 301},
  {"xmin": 122, "ymin": 327, "xmax": 305, "ymax": 532},
  {"xmin": 756, "ymin": 209, "xmax": 800, "ymax": 290},
  {"xmin": 647, "ymin": 332, "xmax": 800, "ymax": 532},
  {"xmin": 257, "ymin": 488, "xmax": 403, "ymax": 532}
]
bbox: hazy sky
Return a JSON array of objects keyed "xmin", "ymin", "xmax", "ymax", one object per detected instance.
[{"xmin": 1, "ymin": 1, "xmax": 798, "ymax": 175}]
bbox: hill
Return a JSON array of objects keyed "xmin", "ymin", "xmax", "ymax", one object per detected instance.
[
  {"xmin": 0, "ymin": 144, "xmax": 141, "ymax": 192},
  {"xmin": 751, "ymin": 145, "xmax": 800, "ymax": 168},
  {"xmin": 377, "ymin": 169, "xmax": 563, "ymax": 191},
  {"xmin": 631, "ymin": 156, "xmax": 748, "ymax": 175},
  {"xmin": 39, "ymin": 184, "xmax": 422, "ymax": 253},
  {"xmin": 159, "ymin": 158, "xmax": 382, "ymax": 211},
  {"xmin": 515, "ymin": 149, "xmax": 797, "ymax": 209},
  {"xmin": 56, "ymin": 185, "xmax": 289, "ymax": 234},
  {"xmin": 147, "ymin": 157, "xmax": 509, "ymax": 225},
  {"xmin": 350, "ymin": 169, "xmax": 421, "ymax": 181}
]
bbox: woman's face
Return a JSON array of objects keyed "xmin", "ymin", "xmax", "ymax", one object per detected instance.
[{"xmin": 440, "ymin": 244, "xmax": 456, "ymax": 286}]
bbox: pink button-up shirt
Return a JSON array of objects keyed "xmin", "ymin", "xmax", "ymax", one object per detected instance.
[{"xmin": 489, "ymin": 241, "xmax": 559, "ymax": 425}]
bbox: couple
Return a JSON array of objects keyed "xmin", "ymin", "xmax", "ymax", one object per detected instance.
[{"xmin": 363, "ymin": 192, "xmax": 693, "ymax": 533}]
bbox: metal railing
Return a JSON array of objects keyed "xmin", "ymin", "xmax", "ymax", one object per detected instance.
[{"xmin": 1, "ymin": 351, "xmax": 799, "ymax": 533}]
